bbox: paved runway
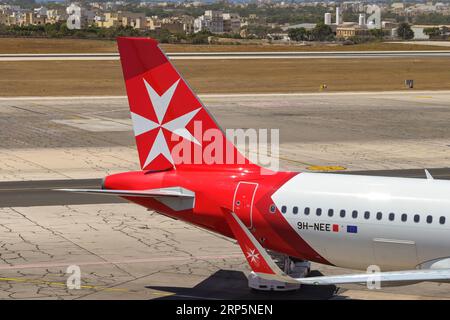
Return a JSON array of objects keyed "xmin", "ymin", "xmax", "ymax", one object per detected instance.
[
  {"xmin": 1, "ymin": 50, "xmax": 450, "ymax": 61},
  {"xmin": 0, "ymin": 179, "xmax": 123, "ymax": 207},
  {"xmin": 1, "ymin": 91, "xmax": 449, "ymax": 180},
  {"xmin": 2, "ymin": 89, "xmax": 450, "ymax": 101},
  {"xmin": 0, "ymin": 202, "xmax": 449, "ymax": 300},
  {"xmin": 0, "ymin": 92, "xmax": 449, "ymax": 299}
]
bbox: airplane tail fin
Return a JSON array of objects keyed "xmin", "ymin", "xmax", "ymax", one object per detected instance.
[{"xmin": 117, "ymin": 37, "xmax": 255, "ymax": 172}]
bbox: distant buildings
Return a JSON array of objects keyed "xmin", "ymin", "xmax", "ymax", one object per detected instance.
[
  {"xmin": 0, "ymin": 10, "xmax": 15, "ymax": 25},
  {"xmin": 411, "ymin": 24, "xmax": 450, "ymax": 40},
  {"xmin": 283, "ymin": 23, "xmax": 316, "ymax": 31},
  {"xmin": 0, "ymin": 5, "xmax": 68, "ymax": 27},
  {"xmin": 96, "ymin": 11, "xmax": 145, "ymax": 29},
  {"xmin": 160, "ymin": 16, "xmax": 194, "ymax": 34},
  {"xmin": 194, "ymin": 10, "xmax": 223, "ymax": 33},
  {"xmin": 341, "ymin": 1, "xmax": 366, "ymax": 13},
  {"xmin": 1, "ymin": 1, "xmax": 450, "ymax": 41},
  {"xmin": 22, "ymin": 12, "xmax": 46, "ymax": 26},
  {"xmin": 193, "ymin": 10, "xmax": 241, "ymax": 34},
  {"xmin": 324, "ymin": 12, "xmax": 331, "ymax": 25},
  {"xmin": 46, "ymin": 9, "xmax": 68, "ymax": 24},
  {"xmin": 336, "ymin": 26, "xmax": 370, "ymax": 38},
  {"xmin": 330, "ymin": 6, "xmax": 399, "ymax": 40},
  {"xmin": 335, "ymin": 7, "xmax": 342, "ymax": 25},
  {"xmin": 93, "ymin": 12, "xmax": 195, "ymax": 33},
  {"xmin": 223, "ymin": 13, "xmax": 241, "ymax": 33}
]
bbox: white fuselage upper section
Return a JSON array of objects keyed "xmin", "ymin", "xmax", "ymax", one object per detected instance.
[{"xmin": 271, "ymin": 173, "xmax": 450, "ymax": 271}]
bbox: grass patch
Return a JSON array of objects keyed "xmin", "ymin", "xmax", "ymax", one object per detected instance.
[
  {"xmin": 1, "ymin": 58, "xmax": 449, "ymax": 96},
  {"xmin": 0, "ymin": 37, "xmax": 449, "ymax": 54}
]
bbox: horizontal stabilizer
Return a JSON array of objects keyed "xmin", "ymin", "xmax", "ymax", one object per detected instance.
[{"xmin": 56, "ymin": 187, "xmax": 194, "ymax": 198}]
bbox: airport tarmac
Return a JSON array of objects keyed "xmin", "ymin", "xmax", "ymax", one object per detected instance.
[
  {"xmin": 0, "ymin": 91, "xmax": 449, "ymax": 299},
  {"xmin": 0, "ymin": 91, "xmax": 449, "ymax": 180}
]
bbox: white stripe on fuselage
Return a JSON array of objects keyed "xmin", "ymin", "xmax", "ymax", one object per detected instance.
[{"xmin": 271, "ymin": 172, "xmax": 450, "ymax": 271}]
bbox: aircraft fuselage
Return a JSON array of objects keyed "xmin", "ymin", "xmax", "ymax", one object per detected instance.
[{"xmin": 103, "ymin": 169, "xmax": 450, "ymax": 272}]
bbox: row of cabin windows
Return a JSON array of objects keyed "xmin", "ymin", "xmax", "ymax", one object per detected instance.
[{"xmin": 279, "ymin": 206, "xmax": 446, "ymax": 225}]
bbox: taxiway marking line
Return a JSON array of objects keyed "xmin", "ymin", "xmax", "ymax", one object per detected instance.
[
  {"xmin": 0, "ymin": 276, "xmax": 217, "ymax": 298},
  {"xmin": 0, "ymin": 277, "xmax": 129, "ymax": 292},
  {"xmin": 276, "ymin": 155, "xmax": 346, "ymax": 171},
  {"xmin": 0, "ymin": 254, "xmax": 243, "ymax": 270},
  {"xmin": 0, "ymin": 277, "xmax": 175, "ymax": 297}
]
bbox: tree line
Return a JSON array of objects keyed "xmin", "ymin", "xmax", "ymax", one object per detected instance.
[
  {"xmin": 0, "ymin": 21, "xmax": 419, "ymax": 44},
  {"xmin": 287, "ymin": 23, "xmax": 334, "ymax": 42},
  {"xmin": 288, "ymin": 22, "xmax": 415, "ymax": 43},
  {"xmin": 0, "ymin": 23, "xmax": 213, "ymax": 44}
]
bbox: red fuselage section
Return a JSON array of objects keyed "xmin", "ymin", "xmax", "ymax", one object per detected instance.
[{"xmin": 103, "ymin": 167, "xmax": 330, "ymax": 265}]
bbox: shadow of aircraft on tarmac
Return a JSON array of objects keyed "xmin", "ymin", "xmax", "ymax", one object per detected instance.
[{"xmin": 146, "ymin": 270, "xmax": 343, "ymax": 300}]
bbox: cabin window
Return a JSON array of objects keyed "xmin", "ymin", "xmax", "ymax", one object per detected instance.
[
  {"xmin": 316, "ymin": 208, "xmax": 322, "ymax": 216},
  {"xmin": 414, "ymin": 214, "xmax": 420, "ymax": 223},
  {"xmin": 304, "ymin": 207, "xmax": 310, "ymax": 215},
  {"xmin": 269, "ymin": 204, "xmax": 276, "ymax": 213},
  {"xmin": 401, "ymin": 214, "xmax": 407, "ymax": 222},
  {"xmin": 389, "ymin": 213, "xmax": 395, "ymax": 221},
  {"xmin": 340, "ymin": 210, "xmax": 346, "ymax": 218},
  {"xmin": 376, "ymin": 212, "xmax": 382, "ymax": 220},
  {"xmin": 364, "ymin": 211, "xmax": 370, "ymax": 219},
  {"xmin": 293, "ymin": 206, "xmax": 298, "ymax": 214},
  {"xmin": 281, "ymin": 206, "xmax": 287, "ymax": 214},
  {"xmin": 440, "ymin": 216, "xmax": 446, "ymax": 224},
  {"xmin": 352, "ymin": 210, "xmax": 358, "ymax": 219},
  {"xmin": 426, "ymin": 215, "xmax": 433, "ymax": 224},
  {"xmin": 328, "ymin": 209, "xmax": 334, "ymax": 217}
]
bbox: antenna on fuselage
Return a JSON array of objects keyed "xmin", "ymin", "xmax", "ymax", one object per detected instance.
[{"xmin": 424, "ymin": 169, "xmax": 434, "ymax": 180}]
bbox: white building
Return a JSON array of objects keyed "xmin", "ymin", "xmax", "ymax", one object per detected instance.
[
  {"xmin": 324, "ymin": 12, "xmax": 331, "ymax": 25},
  {"xmin": 411, "ymin": 25, "xmax": 430, "ymax": 40},
  {"xmin": 81, "ymin": 8, "xmax": 96, "ymax": 27},
  {"xmin": 411, "ymin": 25, "xmax": 450, "ymax": 40},
  {"xmin": 342, "ymin": 1, "xmax": 365, "ymax": 13},
  {"xmin": 46, "ymin": 9, "xmax": 67, "ymax": 23},
  {"xmin": 283, "ymin": 23, "xmax": 316, "ymax": 31},
  {"xmin": 34, "ymin": 6, "xmax": 48, "ymax": 16},
  {"xmin": 358, "ymin": 13, "xmax": 365, "ymax": 26},
  {"xmin": 391, "ymin": 2, "xmax": 405, "ymax": 10},
  {"xmin": 0, "ymin": 4, "xmax": 21, "ymax": 12},
  {"xmin": 194, "ymin": 10, "xmax": 223, "ymax": 33},
  {"xmin": 336, "ymin": 7, "xmax": 342, "ymax": 25},
  {"xmin": 222, "ymin": 13, "xmax": 240, "ymax": 33}
]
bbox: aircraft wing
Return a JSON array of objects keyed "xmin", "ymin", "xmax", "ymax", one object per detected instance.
[
  {"xmin": 297, "ymin": 269, "xmax": 450, "ymax": 285},
  {"xmin": 57, "ymin": 187, "xmax": 194, "ymax": 198},
  {"xmin": 222, "ymin": 208, "xmax": 450, "ymax": 286}
]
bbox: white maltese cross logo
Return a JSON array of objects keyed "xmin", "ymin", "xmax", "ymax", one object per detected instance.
[
  {"xmin": 246, "ymin": 248, "xmax": 260, "ymax": 264},
  {"xmin": 131, "ymin": 78, "xmax": 201, "ymax": 168}
]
